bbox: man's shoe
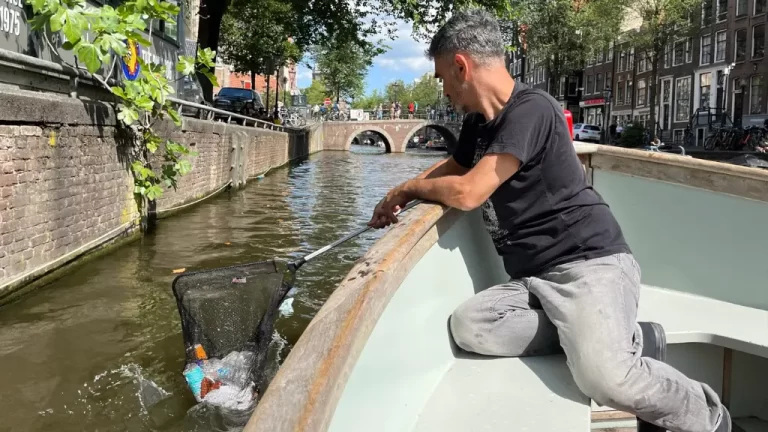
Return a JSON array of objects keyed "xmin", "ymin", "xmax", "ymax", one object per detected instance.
[
  {"xmin": 637, "ymin": 322, "xmax": 668, "ymax": 432},
  {"xmin": 715, "ymin": 405, "xmax": 731, "ymax": 432},
  {"xmin": 639, "ymin": 321, "xmax": 667, "ymax": 362}
]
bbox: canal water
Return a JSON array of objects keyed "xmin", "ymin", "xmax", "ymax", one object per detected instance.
[{"xmin": 0, "ymin": 146, "xmax": 445, "ymax": 432}]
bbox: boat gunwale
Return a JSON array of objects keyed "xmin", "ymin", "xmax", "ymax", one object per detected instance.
[
  {"xmin": 244, "ymin": 202, "xmax": 459, "ymax": 432},
  {"xmin": 246, "ymin": 144, "xmax": 768, "ymax": 432},
  {"xmin": 575, "ymin": 142, "xmax": 768, "ymax": 184}
]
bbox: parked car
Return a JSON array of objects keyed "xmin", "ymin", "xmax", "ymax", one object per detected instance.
[
  {"xmin": 573, "ymin": 123, "xmax": 602, "ymax": 143},
  {"xmin": 213, "ymin": 87, "xmax": 264, "ymax": 121}
]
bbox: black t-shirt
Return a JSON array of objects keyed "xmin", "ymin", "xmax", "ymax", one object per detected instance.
[{"xmin": 452, "ymin": 82, "xmax": 630, "ymax": 279}]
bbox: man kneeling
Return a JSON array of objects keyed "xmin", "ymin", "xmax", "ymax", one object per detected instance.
[{"xmin": 368, "ymin": 9, "xmax": 728, "ymax": 432}]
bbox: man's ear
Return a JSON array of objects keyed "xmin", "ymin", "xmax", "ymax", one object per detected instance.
[{"xmin": 454, "ymin": 53, "xmax": 470, "ymax": 81}]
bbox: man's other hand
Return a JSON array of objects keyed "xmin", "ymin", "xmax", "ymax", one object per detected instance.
[{"xmin": 368, "ymin": 186, "xmax": 411, "ymax": 229}]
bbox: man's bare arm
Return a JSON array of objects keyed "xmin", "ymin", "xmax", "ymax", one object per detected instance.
[
  {"xmin": 416, "ymin": 156, "xmax": 470, "ymax": 180},
  {"xmin": 400, "ymin": 153, "xmax": 521, "ymax": 211}
]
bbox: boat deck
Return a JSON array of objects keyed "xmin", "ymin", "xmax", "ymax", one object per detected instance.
[{"xmin": 413, "ymin": 354, "xmax": 589, "ymax": 431}]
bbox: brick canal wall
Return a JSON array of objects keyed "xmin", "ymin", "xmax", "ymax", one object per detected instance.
[{"xmin": 0, "ymin": 86, "xmax": 322, "ymax": 300}]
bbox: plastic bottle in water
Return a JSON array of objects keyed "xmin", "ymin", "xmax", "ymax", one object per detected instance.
[
  {"xmin": 183, "ymin": 363, "xmax": 205, "ymax": 402},
  {"xmin": 218, "ymin": 351, "xmax": 255, "ymax": 388}
]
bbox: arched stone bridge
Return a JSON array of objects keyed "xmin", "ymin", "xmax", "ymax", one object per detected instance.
[{"xmin": 322, "ymin": 119, "xmax": 462, "ymax": 153}]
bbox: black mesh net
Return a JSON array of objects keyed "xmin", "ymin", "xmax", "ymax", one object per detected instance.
[{"xmin": 171, "ymin": 260, "xmax": 292, "ymax": 395}]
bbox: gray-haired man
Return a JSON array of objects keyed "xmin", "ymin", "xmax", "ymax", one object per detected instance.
[{"xmin": 368, "ymin": 9, "xmax": 729, "ymax": 432}]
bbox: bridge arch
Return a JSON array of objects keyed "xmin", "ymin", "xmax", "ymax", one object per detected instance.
[
  {"xmin": 323, "ymin": 119, "xmax": 461, "ymax": 153},
  {"xmin": 401, "ymin": 122, "xmax": 459, "ymax": 153},
  {"xmin": 344, "ymin": 126, "xmax": 395, "ymax": 153}
]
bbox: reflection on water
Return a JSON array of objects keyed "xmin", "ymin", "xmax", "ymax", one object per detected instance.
[{"xmin": 0, "ymin": 146, "xmax": 445, "ymax": 431}]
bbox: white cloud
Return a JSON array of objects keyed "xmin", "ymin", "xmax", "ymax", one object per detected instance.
[
  {"xmin": 371, "ymin": 19, "xmax": 433, "ymax": 75},
  {"xmin": 296, "ymin": 64, "xmax": 313, "ymax": 88}
]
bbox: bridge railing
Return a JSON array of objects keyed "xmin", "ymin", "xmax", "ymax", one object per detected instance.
[{"xmin": 312, "ymin": 109, "xmax": 464, "ymax": 123}]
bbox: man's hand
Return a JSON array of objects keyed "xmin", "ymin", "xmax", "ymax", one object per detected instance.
[{"xmin": 368, "ymin": 185, "xmax": 412, "ymax": 229}]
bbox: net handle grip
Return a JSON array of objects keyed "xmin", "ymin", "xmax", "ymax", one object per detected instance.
[{"xmin": 289, "ymin": 199, "xmax": 424, "ymax": 272}]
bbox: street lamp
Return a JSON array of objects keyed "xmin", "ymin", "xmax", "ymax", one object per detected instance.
[
  {"xmin": 722, "ymin": 62, "xmax": 735, "ymax": 126},
  {"xmin": 602, "ymin": 87, "xmax": 613, "ymax": 143}
]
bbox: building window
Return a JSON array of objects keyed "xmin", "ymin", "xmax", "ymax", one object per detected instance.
[
  {"xmin": 596, "ymin": 73, "xmax": 604, "ymax": 95},
  {"xmin": 619, "ymin": 50, "xmax": 627, "ymax": 72},
  {"xmin": 598, "ymin": 49, "xmax": 605, "ymax": 64},
  {"xmin": 606, "ymin": 72, "xmax": 612, "ymax": 93},
  {"xmin": 587, "ymin": 74, "xmax": 594, "ymax": 94},
  {"xmin": 686, "ymin": 38, "xmax": 693, "ymax": 63},
  {"xmin": 715, "ymin": 31, "xmax": 726, "ymax": 62},
  {"xmin": 757, "ymin": 0, "xmax": 766, "ymax": 14},
  {"xmin": 664, "ymin": 44, "xmax": 671, "ymax": 68},
  {"xmin": 626, "ymin": 80, "xmax": 633, "ymax": 105},
  {"xmin": 617, "ymin": 79, "xmax": 625, "ymax": 105},
  {"xmin": 674, "ymin": 129, "xmax": 685, "ymax": 143},
  {"xmin": 629, "ymin": 48, "xmax": 635, "ymax": 69},
  {"xmin": 637, "ymin": 79, "xmax": 647, "ymax": 106},
  {"xmin": 702, "ymin": 0, "xmax": 713, "ymax": 25},
  {"xmin": 700, "ymin": 72, "xmax": 712, "ymax": 108},
  {"xmin": 608, "ymin": 42, "xmax": 614, "ymax": 62},
  {"xmin": 737, "ymin": 0, "xmax": 747, "ymax": 16},
  {"xmin": 750, "ymin": 75, "xmax": 764, "ymax": 114},
  {"xmin": 754, "ymin": 25, "xmax": 765, "ymax": 58},
  {"xmin": 675, "ymin": 76, "xmax": 691, "ymax": 122},
  {"xmin": 736, "ymin": 29, "xmax": 747, "ymax": 62},
  {"xmin": 701, "ymin": 35, "xmax": 712, "ymax": 64},
  {"xmin": 717, "ymin": 0, "xmax": 727, "ymax": 21},
  {"xmin": 568, "ymin": 76, "xmax": 578, "ymax": 96},
  {"xmin": 674, "ymin": 40, "xmax": 685, "ymax": 65},
  {"xmin": 559, "ymin": 77, "xmax": 566, "ymax": 97}
]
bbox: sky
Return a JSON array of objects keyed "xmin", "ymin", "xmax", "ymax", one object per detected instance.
[{"xmin": 294, "ymin": 19, "xmax": 435, "ymax": 95}]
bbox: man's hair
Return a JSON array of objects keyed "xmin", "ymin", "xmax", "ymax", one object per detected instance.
[{"xmin": 426, "ymin": 9, "xmax": 505, "ymax": 65}]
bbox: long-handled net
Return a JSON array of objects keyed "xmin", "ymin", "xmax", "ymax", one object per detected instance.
[
  {"xmin": 171, "ymin": 200, "xmax": 423, "ymax": 413},
  {"xmin": 172, "ymin": 260, "xmax": 293, "ymax": 401}
]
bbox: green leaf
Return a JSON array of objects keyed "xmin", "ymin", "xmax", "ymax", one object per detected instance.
[
  {"xmin": 146, "ymin": 184, "xmax": 163, "ymax": 200},
  {"xmin": 201, "ymin": 70, "xmax": 219, "ymax": 87},
  {"xmin": 117, "ymin": 106, "xmax": 139, "ymax": 125},
  {"xmin": 76, "ymin": 43, "xmax": 101, "ymax": 73},
  {"xmin": 28, "ymin": 0, "xmax": 46, "ymax": 13},
  {"xmin": 131, "ymin": 160, "xmax": 145, "ymax": 174},
  {"xmin": 111, "ymin": 86, "xmax": 127, "ymax": 99},
  {"xmin": 50, "ymin": 7, "xmax": 66, "ymax": 31},
  {"xmin": 176, "ymin": 55, "xmax": 195, "ymax": 75},
  {"xmin": 147, "ymin": 140, "xmax": 159, "ymax": 153},
  {"xmin": 134, "ymin": 95, "xmax": 155, "ymax": 111},
  {"xmin": 177, "ymin": 159, "xmax": 192, "ymax": 175},
  {"xmin": 167, "ymin": 108, "xmax": 182, "ymax": 126},
  {"xmin": 63, "ymin": 10, "xmax": 82, "ymax": 43},
  {"xmin": 28, "ymin": 14, "xmax": 48, "ymax": 30}
]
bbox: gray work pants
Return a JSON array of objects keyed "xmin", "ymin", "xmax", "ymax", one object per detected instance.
[{"xmin": 449, "ymin": 253, "xmax": 723, "ymax": 432}]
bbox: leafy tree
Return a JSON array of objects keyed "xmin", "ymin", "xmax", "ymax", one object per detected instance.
[
  {"xmin": 304, "ymin": 79, "xmax": 329, "ymax": 105},
  {"xmin": 353, "ymin": 89, "xmax": 386, "ymax": 109},
  {"xmin": 409, "ymin": 74, "xmax": 442, "ymax": 108},
  {"xmin": 311, "ymin": 40, "xmax": 379, "ymax": 103},
  {"xmin": 625, "ymin": 0, "xmax": 699, "ymax": 132},
  {"xmin": 385, "ymin": 80, "xmax": 408, "ymax": 103},
  {"xmin": 379, "ymin": 75, "xmax": 441, "ymax": 109},
  {"xmin": 194, "ymin": 0, "xmax": 515, "ymax": 100},
  {"xmin": 219, "ymin": 0, "xmax": 303, "ymax": 92},
  {"xmin": 507, "ymin": 0, "xmax": 623, "ymax": 92},
  {"xmin": 27, "ymin": 0, "xmax": 217, "ymax": 227}
]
